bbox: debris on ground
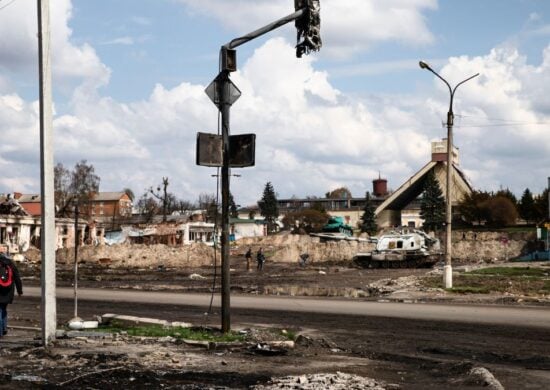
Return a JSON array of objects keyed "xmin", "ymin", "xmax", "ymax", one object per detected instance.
[
  {"xmin": 251, "ymin": 372, "xmax": 394, "ymax": 389},
  {"xmin": 466, "ymin": 367, "xmax": 505, "ymax": 390}
]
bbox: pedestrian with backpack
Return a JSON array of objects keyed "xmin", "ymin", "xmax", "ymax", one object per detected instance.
[{"xmin": 0, "ymin": 253, "xmax": 23, "ymax": 338}]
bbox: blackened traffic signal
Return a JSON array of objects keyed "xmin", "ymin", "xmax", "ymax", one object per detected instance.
[{"xmin": 294, "ymin": 0, "xmax": 322, "ymax": 58}]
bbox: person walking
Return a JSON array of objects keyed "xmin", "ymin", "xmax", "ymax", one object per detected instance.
[
  {"xmin": 245, "ymin": 247, "xmax": 252, "ymax": 272},
  {"xmin": 0, "ymin": 253, "xmax": 23, "ymax": 338},
  {"xmin": 256, "ymin": 248, "xmax": 265, "ymax": 271}
]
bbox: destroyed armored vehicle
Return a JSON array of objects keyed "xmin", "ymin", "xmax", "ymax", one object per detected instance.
[
  {"xmin": 354, "ymin": 229, "xmax": 441, "ymax": 268},
  {"xmin": 321, "ymin": 216, "xmax": 353, "ymax": 237}
]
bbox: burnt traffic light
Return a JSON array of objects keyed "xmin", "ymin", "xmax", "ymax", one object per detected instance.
[{"xmin": 294, "ymin": 0, "xmax": 322, "ymax": 58}]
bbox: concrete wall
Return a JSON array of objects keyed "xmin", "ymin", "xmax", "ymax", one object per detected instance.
[{"xmin": 450, "ymin": 230, "xmax": 536, "ymax": 263}]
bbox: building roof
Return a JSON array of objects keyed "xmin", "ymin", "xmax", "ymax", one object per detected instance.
[
  {"xmin": 16, "ymin": 194, "xmax": 41, "ymax": 203},
  {"xmin": 375, "ymin": 161, "xmax": 472, "ymax": 215},
  {"xmin": 92, "ymin": 192, "xmax": 128, "ymax": 201}
]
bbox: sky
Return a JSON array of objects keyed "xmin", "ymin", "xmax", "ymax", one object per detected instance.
[{"xmin": 0, "ymin": 0, "xmax": 549, "ymax": 207}]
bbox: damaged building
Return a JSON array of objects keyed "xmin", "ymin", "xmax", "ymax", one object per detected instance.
[{"xmin": 242, "ymin": 139, "xmax": 473, "ymax": 230}]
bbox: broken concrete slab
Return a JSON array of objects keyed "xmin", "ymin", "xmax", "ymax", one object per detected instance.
[{"xmin": 101, "ymin": 313, "xmax": 170, "ymax": 327}]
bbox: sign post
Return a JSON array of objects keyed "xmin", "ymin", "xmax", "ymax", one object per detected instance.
[{"xmin": 198, "ymin": 1, "xmax": 322, "ymax": 333}]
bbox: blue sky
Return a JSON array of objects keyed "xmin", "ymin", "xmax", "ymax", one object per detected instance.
[{"xmin": 0, "ymin": 0, "xmax": 549, "ymax": 206}]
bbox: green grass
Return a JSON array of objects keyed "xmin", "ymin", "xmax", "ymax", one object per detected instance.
[
  {"xmin": 279, "ymin": 329, "xmax": 297, "ymax": 341},
  {"xmin": 445, "ymin": 286, "xmax": 491, "ymax": 294},
  {"xmin": 422, "ymin": 266, "xmax": 550, "ymax": 295},
  {"xmin": 467, "ymin": 267, "xmax": 549, "ymax": 277},
  {"xmin": 455, "ymin": 226, "xmax": 536, "ymax": 233},
  {"xmin": 97, "ymin": 321, "xmax": 245, "ymax": 342}
]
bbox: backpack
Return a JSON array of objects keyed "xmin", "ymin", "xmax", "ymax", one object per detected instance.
[{"xmin": 0, "ymin": 261, "xmax": 13, "ymax": 288}]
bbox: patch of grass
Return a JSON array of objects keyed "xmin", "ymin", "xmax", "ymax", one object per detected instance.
[
  {"xmin": 98, "ymin": 321, "xmax": 244, "ymax": 342},
  {"xmin": 421, "ymin": 266, "xmax": 550, "ymax": 296},
  {"xmin": 467, "ymin": 267, "xmax": 548, "ymax": 277},
  {"xmin": 446, "ymin": 286, "xmax": 491, "ymax": 294},
  {"xmin": 279, "ymin": 329, "xmax": 297, "ymax": 341}
]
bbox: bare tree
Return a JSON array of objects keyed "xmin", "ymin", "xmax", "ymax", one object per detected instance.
[
  {"xmin": 325, "ymin": 187, "xmax": 352, "ymax": 199},
  {"xmin": 55, "ymin": 160, "xmax": 100, "ymax": 216},
  {"xmin": 198, "ymin": 193, "xmax": 219, "ymax": 223},
  {"xmin": 54, "ymin": 163, "xmax": 71, "ymax": 213},
  {"xmin": 136, "ymin": 193, "xmax": 158, "ymax": 223},
  {"xmin": 70, "ymin": 160, "xmax": 100, "ymax": 203},
  {"xmin": 149, "ymin": 177, "xmax": 171, "ymax": 222}
]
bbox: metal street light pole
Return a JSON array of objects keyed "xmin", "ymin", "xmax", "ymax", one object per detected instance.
[
  {"xmin": 209, "ymin": 1, "xmax": 321, "ymax": 333},
  {"xmin": 419, "ymin": 61, "xmax": 479, "ymax": 289}
]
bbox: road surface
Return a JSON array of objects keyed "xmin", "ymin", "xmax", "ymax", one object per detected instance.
[
  {"xmin": 13, "ymin": 287, "xmax": 550, "ymax": 388},
  {"xmin": 25, "ymin": 286, "xmax": 550, "ymax": 328}
]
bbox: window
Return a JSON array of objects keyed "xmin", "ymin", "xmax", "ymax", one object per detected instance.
[{"xmin": 397, "ymin": 241, "xmax": 403, "ymax": 249}]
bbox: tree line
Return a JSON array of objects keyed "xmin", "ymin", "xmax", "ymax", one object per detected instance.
[
  {"xmin": 53, "ymin": 161, "xmax": 547, "ymax": 231},
  {"xmin": 458, "ymin": 187, "xmax": 549, "ymax": 227}
]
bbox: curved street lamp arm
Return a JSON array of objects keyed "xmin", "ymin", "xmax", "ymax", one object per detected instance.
[
  {"xmin": 451, "ymin": 73, "xmax": 480, "ymax": 96},
  {"xmin": 426, "ymin": 68, "xmax": 453, "ymax": 98},
  {"xmin": 450, "ymin": 73, "xmax": 479, "ymax": 115}
]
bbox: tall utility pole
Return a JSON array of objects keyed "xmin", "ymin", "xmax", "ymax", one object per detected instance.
[
  {"xmin": 419, "ymin": 61, "xmax": 478, "ymax": 289},
  {"xmin": 219, "ymin": 69, "xmax": 232, "ymax": 333},
  {"xmin": 72, "ymin": 203, "xmax": 80, "ymax": 321},
  {"xmin": 206, "ymin": 1, "xmax": 322, "ymax": 333},
  {"xmin": 547, "ymin": 177, "xmax": 549, "ymax": 252},
  {"xmin": 37, "ymin": 0, "xmax": 57, "ymax": 346}
]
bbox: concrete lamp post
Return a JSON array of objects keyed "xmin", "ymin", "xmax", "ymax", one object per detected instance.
[{"xmin": 419, "ymin": 61, "xmax": 479, "ymax": 289}]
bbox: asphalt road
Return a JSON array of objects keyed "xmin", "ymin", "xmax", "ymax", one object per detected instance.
[
  {"xmin": 12, "ymin": 287, "xmax": 550, "ymax": 388},
  {"xmin": 25, "ymin": 286, "xmax": 550, "ymax": 328}
]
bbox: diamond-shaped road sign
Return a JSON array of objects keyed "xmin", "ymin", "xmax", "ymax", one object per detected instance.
[{"xmin": 205, "ymin": 76, "xmax": 241, "ymax": 109}]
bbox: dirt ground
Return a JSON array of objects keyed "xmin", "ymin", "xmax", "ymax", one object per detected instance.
[
  {"xmin": 2, "ymin": 256, "xmax": 550, "ymax": 389},
  {"xmin": 21, "ymin": 256, "xmax": 432, "ymax": 297}
]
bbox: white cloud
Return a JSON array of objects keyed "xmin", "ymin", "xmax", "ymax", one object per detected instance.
[
  {"xmin": 102, "ymin": 36, "xmax": 134, "ymax": 46},
  {"xmin": 177, "ymin": 0, "xmax": 437, "ymax": 59},
  {"xmin": 1, "ymin": 0, "xmax": 549, "ymax": 204},
  {"xmin": 0, "ymin": 0, "xmax": 110, "ymax": 89},
  {"xmin": 424, "ymin": 46, "xmax": 550, "ymax": 194}
]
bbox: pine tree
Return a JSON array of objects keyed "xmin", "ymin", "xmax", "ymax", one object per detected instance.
[
  {"xmin": 519, "ymin": 188, "xmax": 535, "ymax": 223},
  {"xmin": 534, "ymin": 188, "xmax": 549, "ymax": 223},
  {"xmin": 228, "ymin": 192, "xmax": 238, "ymax": 218},
  {"xmin": 420, "ymin": 170, "xmax": 445, "ymax": 232},
  {"xmin": 258, "ymin": 182, "xmax": 279, "ymax": 234},
  {"xmin": 360, "ymin": 192, "xmax": 377, "ymax": 234}
]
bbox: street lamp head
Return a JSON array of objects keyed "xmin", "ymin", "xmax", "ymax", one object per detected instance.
[{"xmin": 419, "ymin": 61, "xmax": 431, "ymax": 70}]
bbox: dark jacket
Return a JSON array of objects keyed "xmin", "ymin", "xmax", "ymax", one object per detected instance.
[{"xmin": 0, "ymin": 254, "xmax": 23, "ymax": 304}]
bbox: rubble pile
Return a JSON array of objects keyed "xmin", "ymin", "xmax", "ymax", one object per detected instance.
[
  {"xmin": 366, "ymin": 275, "xmax": 422, "ymax": 295},
  {"xmin": 251, "ymin": 372, "xmax": 392, "ymax": 389},
  {"xmin": 25, "ymin": 229, "xmax": 535, "ymax": 269}
]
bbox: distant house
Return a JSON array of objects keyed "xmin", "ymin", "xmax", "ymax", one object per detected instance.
[
  {"xmin": 13, "ymin": 193, "xmax": 42, "ymax": 216},
  {"xmin": 230, "ymin": 218, "xmax": 267, "ymax": 239},
  {"xmin": 89, "ymin": 192, "xmax": 133, "ymax": 220},
  {"xmin": 15, "ymin": 191, "xmax": 133, "ymax": 222}
]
